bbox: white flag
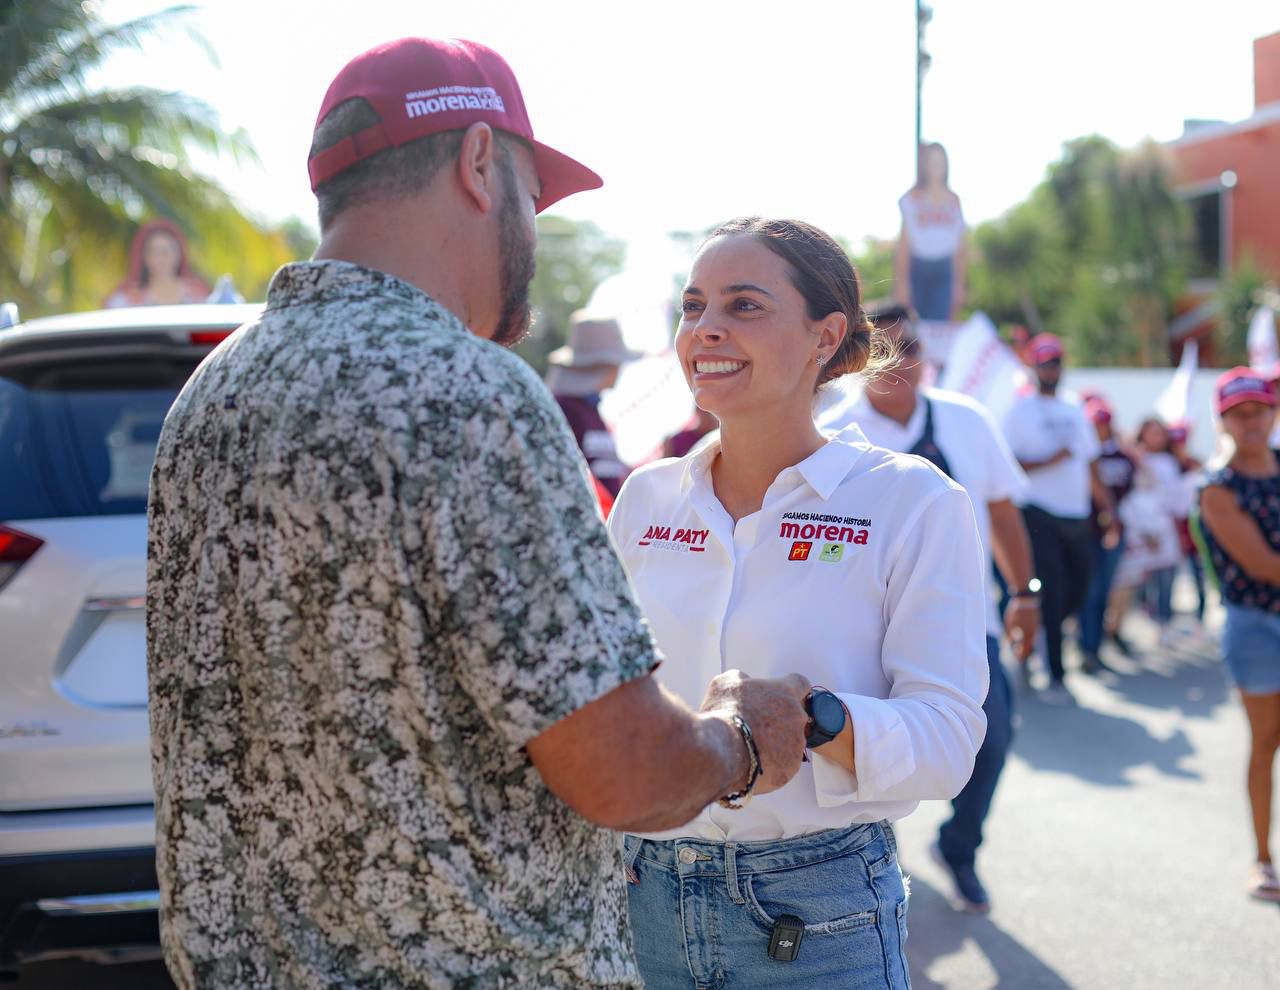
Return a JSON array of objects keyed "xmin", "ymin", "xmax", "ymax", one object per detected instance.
[
  {"xmin": 1155, "ymin": 339, "xmax": 1198, "ymax": 425},
  {"xmin": 936, "ymin": 312, "xmax": 1028, "ymax": 422},
  {"xmin": 1247, "ymin": 306, "xmax": 1278, "ymax": 372}
]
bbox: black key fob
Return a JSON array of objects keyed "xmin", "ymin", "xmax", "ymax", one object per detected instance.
[{"xmin": 767, "ymin": 914, "xmax": 805, "ymax": 962}]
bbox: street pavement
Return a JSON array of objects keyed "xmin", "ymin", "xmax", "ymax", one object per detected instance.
[
  {"xmin": 18, "ymin": 587, "xmax": 1278, "ymax": 989},
  {"xmin": 899, "ymin": 588, "xmax": 1280, "ymax": 989}
]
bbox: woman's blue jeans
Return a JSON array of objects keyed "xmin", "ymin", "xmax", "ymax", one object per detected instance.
[
  {"xmin": 908, "ymin": 255, "xmax": 954, "ymax": 321},
  {"xmin": 624, "ymin": 822, "xmax": 910, "ymax": 989},
  {"xmin": 1080, "ymin": 538, "xmax": 1124, "ymax": 655}
]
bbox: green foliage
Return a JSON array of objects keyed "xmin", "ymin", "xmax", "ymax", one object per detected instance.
[
  {"xmin": 966, "ymin": 136, "xmax": 1191, "ymax": 367},
  {"xmin": 847, "ymin": 238, "xmax": 895, "ymax": 306},
  {"xmin": 0, "ymin": 0, "xmax": 308, "ymax": 315},
  {"xmin": 515, "ymin": 215, "xmax": 625, "ymax": 375},
  {"xmin": 1215, "ymin": 255, "xmax": 1271, "ymax": 367}
]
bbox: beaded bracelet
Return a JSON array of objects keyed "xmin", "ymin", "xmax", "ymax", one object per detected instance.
[{"xmin": 718, "ymin": 714, "xmax": 764, "ymax": 810}]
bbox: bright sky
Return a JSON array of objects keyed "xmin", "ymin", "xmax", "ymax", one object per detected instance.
[{"xmin": 98, "ymin": 0, "xmax": 1277, "ymax": 253}]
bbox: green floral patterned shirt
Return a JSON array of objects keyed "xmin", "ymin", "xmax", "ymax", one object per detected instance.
[{"xmin": 147, "ymin": 261, "xmax": 657, "ymax": 989}]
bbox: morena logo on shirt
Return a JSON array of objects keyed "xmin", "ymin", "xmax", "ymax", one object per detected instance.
[
  {"xmin": 778, "ymin": 512, "xmax": 871, "ymax": 547},
  {"xmin": 638, "ymin": 524, "xmax": 709, "ymax": 553}
]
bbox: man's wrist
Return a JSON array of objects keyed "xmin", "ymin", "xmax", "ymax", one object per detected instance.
[
  {"xmin": 1010, "ymin": 577, "xmax": 1041, "ymax": 600},
  {"xmin": 701, "ymin": 713, "xmax": 751, "ymax": 800}
]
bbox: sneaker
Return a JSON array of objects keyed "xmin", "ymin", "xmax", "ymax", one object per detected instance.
[
  {"xmin": 1108, "ymin": 631, "xmax": 1134, "ymax": 658},
  {"xmin": 1041, "ymin": 681, "xmax": 1077, "ymax": 706},
  {"xmin": 929, "ymin": 842, "xmax": 990, "ymax": 913},
  {"xmin": 1247, "ymin": 862, "xmax": 1280, "ymax": 903},
  {"xmin": 1081, "ymin": 652, "xmax": 1117, "ymax": 676}
]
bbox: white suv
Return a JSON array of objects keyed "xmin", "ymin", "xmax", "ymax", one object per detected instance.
[{"xmin": 0, "ymin": 303, "xmax": 260, "ymax": 976}]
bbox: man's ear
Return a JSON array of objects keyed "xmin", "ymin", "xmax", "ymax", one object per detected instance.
[{"xmin": 456, "ymin": 121, "xmax": 499, "ymax": 214}]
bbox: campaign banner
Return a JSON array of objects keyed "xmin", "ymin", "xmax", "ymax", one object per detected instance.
[{"xmin": 936, "ymin": 312, "xmax": 1028, "ymax": 422}]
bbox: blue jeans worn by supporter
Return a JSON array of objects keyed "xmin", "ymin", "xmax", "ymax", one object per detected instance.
[
  {"xmin": 625, "ymin": 822, "xmax": 910, "ymax": 989},
  {"xmin": 1222, "ymin": 604, "xmax": 1280, "ymax": 695},
  {"xmin": 1080, "ymin": 539, "xmax": 1124, "ymax": 655},
  {"xmin": 908, "ymin": 254, "xmax": 954, "ymax": 322},
  {"xmin": 938, "ymin": 637, "xmax": 1012, "ymax": 867},
  {"xmin": 1148, "ymin": 566, "xmax": 1177, "ymax": 624}
]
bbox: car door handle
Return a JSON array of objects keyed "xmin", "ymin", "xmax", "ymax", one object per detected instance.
[{"xmin": 83, "ymin": 596, "xmax": 146, "ymax": 612}]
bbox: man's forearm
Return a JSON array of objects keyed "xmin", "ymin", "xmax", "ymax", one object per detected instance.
[
  {"xmin": 613, "ymin": 711, "xmax": 747, "ymax": 833},
  {"xmin": 989, "ymin": 499, "xmax": 1034, "ymax": 589}
]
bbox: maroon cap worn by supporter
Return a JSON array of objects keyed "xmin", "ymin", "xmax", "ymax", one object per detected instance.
[
  {"xmin": 308, "ymin": 37, "xmax": 602, "ymax": 213},
  {"xmin": 1027, "ymin": 333, "xmax": 1065, "ymax": 365},
  {"xmin": 1214, "ymin": 367, "xmax": 1277, "ymax": 415},
  {"xmin": 1085, "ymin": 396, "xmax": 1113, "ymax": 425}
]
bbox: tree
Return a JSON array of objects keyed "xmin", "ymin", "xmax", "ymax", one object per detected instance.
[
  {"xmin": 0, "ymin": 0, "xmax": 268, "ymax": 314},
  {"xmin": 1215, "ymin": 255, "xmax": 1271, "ymax": 367},
  {"xmin": 967, "ymin": 136, "xmax": 1189, "ymax": 366},
  {"xmin": 515, "ymin": 216, "xmax": 625, "ymax": 375}
]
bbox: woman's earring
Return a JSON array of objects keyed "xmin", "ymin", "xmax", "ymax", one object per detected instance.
[{"xmin": 816, "ymin": 355, "xmax": 828, "ymax": 366}]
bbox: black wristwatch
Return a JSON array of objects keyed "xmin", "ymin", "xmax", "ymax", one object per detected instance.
[{"xmin": 804, "ymin": 688, "xmax": 847, "ymax": 749}]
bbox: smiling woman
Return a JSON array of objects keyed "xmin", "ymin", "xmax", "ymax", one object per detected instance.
[{"xmin": 606, "ymin": 216, "xmax": 991, "ymax": 988}]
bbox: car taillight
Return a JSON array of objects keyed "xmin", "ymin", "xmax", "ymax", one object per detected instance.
[
  {"xmin": 190, "ymin": 330, "xmax": 234, "ymax": 345},
  {"xmin": 0, "ymin": 525, "xmax": 43, "ymax": 592}
]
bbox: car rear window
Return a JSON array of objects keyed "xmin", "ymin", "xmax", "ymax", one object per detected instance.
[{"xmin": 0, "ymin": 362, "xmax": 200, "ymax": 521}]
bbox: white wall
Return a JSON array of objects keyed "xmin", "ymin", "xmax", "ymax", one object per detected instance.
[{"xmin": 1061, "ymin": 367, "xmax": 1230, "ymax": 462}]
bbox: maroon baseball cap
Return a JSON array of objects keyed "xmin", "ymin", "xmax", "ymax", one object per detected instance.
[
  {"xmin": 308, "ymin": 38, "xmax": 602, "ymax": 213},
  {"xmin": 1084, "ymin": 396, "xmax": 1113, "ymax": 425},
  {"xmin": 1027, "ymin": 333, "xmax": 1065, "ymax": 365},
  {"xmin": 1214, "ymin": 367, "xmax": 1277, "ymax": 415}
]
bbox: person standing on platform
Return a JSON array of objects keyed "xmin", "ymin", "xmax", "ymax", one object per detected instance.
[
  {"xmin": 1002, "ymin": 334, "xmax": 1118, "ymax": 702},
  {"xmin": 546, "ymin": 311, "xmax": 641, "ymax": 496},
  {"xmin": 821, "ymin": 302, "xmax": 1036, "ymax": 914},
  {"xmin": 894, "ymin": 142, "xmax": 967, "ymax": 322}
]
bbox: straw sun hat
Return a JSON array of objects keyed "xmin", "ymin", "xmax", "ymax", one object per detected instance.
[{"xmin": 545, "ymin": 311, "xmax": 643, "ymax": 397}]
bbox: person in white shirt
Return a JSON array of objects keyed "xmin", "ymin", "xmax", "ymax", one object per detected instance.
[
  {"xmin": 894, "ymin": 142, "xmax": 967, "ymax": 321},
  {"xmin": 1135, "ymin": 417, "xmax": 1190, "ymax": 640},
  {"xmin": 818, "ymin": 302, "xmax": 1035, "ymax": 914},
  {"xmin": 608, "ymin": 217, "xmax": 989, "ymax": 988},
  {"xmin": 1002, "ymin": 334, "xmax": 1118, "ymax": 702}
]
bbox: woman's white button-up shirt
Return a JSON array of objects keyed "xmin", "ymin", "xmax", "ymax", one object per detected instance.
[{"xmin": 607, "ymin": 425, "xmax": 989, "ymax": 842}]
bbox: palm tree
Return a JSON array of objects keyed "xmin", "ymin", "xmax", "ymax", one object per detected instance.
[{"xmin": 0, "ymin": 0, "xmax": 254, "ymax": 312}]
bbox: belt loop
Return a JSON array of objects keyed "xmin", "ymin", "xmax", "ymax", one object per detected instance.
[
  {"xmin": 724, "ymin": 842, "xmax": 745, "ymax": 904},
  {"xmin": 881, "ymin": 820, "xmax": 898, "ymax": 858},
  {"xmin": 622, "ymin": 836, "xmax": 643, "ymax": 886}
]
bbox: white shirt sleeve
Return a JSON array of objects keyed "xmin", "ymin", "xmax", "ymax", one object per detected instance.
[
  {"xmin": 1076, "ymin": 405, "xmax": 1102, "ymax": 461},
  {"xmin": 810, "ymin": 485, "xmax": 989, "ymax": 805},
  {"xmin": 1001, "ymin": 398, "xmax": 1033, "ymax": 459},
  {"xmin": 975, "ymin": 404, "xmax": 1028, "ymax": 503}
]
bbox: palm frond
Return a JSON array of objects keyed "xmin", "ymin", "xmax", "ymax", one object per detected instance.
[
  {"xmin": 0, "ymin": 0, "xmax": 84, "ymax": 99},
  {"xmin": 4, "ymin": 5, "xmax": 201, "ymax": 104},
  {"xmin": 18, "ymin": 87, "xmax": 256, "ymax": 166}
]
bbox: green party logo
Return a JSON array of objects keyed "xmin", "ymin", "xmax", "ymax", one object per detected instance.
[{"xmin": 819, "ymin": 542, "xmax": 844, "ymax": 563}]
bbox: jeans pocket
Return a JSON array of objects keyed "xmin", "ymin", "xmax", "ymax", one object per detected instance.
[{"xmin": 743, "ymin": 863, "xmax": 879, "ymax": 937}]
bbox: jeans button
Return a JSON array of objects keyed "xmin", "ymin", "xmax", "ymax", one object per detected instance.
[{"xmin": 678, "ymin": 847, "xmax": 698, "ymax": 865}]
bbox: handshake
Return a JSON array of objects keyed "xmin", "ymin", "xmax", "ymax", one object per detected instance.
[{"xmin": 699, "ymin": 669, "xmax": 817, "ymax": 799}]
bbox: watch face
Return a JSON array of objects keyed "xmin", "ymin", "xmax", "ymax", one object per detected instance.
[
  {"xmin": 1028, "ymin": 578, "xmax": 1043, "ymax": 594},
  {"xmin": 811, "ymin": 691, "xmax": 845, "ymax": 736}
]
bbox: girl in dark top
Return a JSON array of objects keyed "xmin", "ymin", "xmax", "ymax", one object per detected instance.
[{"xmin": 1199, "ymin": 368, "xmax": 1280, "ymax": 902}]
